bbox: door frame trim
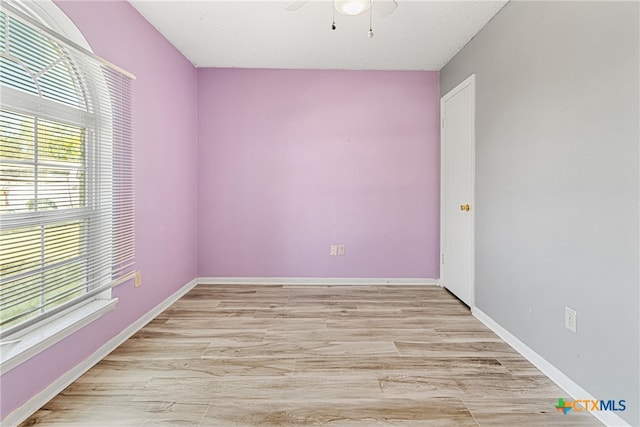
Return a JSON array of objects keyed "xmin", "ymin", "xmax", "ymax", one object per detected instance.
[{"xmin": 440, "ymin": 74, "xmax": 476, "ymax": 308}]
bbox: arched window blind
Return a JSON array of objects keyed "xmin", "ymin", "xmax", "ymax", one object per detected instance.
[{"xmin": 0, "ymin": 2, "xmax": 135, "ymax": 339}]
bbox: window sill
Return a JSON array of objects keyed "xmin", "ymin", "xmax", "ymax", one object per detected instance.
[{"xmin": 0, "ymin": 298, "xmax": 118, "ymax": 374}]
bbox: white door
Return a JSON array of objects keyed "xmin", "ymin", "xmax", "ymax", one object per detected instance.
[{"xmin": 440, "ymin": 75, "xmax": 475, "ymax": 307}]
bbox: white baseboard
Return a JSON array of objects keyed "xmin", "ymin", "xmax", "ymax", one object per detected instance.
[
  {"xmin": 472, "ymin": 307, "xmax": 630, "ymax": 427},
  {"xmin": 1, "ymin": 278, "xmax": 198, "ymax": 427},
  {"xmin": 197, "ymin": 277, "xmax": 439, "ymax": 286}
]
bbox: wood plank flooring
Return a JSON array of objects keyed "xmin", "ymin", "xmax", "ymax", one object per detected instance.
[{"xmin": 20, "ymin": 285, "xmax": 602, "ymax": 426}]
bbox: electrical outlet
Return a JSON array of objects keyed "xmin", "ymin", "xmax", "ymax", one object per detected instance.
[
  {"xmin": 565, "ymin": 306, "xmax": 577, "ymax": 332},
  {"xmin": 330, "ymin": 245, "xmax": 337, "ymax": 256},
  {"xmin": 338, "ymin": 244, "xmax": 345, "ymax": 256},
  {"xmin": 134, "ymin": 271, "xmax": 142, "ymax": 288}
]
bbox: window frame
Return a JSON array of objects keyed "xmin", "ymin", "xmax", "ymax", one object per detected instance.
[{"xmin": 0, "ymin": 0, "xmax": 123, "ymax": 372}]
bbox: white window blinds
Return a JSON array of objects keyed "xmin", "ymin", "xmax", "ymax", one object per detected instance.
[{"xmin": 0, "ymin": 2, "xmax": 135, "ymax": 338}]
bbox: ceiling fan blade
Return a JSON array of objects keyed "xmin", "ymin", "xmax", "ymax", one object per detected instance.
[
  {"xmin": 376, "ymin": 0, "xmax": 398, "ymax": 18},
  {"xmin": 285, "ymin": 0, "xmax": 312, "ymax": 11}
]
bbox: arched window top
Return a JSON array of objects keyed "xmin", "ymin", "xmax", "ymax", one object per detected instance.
[
  {"xmin": 0, "ymin": 0, "xmax": 134, "ymax": 344},
  {"xmin": 0, "ymin": 10, "xmax": 89, "ymax": 110}
]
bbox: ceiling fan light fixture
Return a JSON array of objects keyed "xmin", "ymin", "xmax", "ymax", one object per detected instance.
[{"xmin": 334, "ymin": 0, "xmax": 371, "ymax": 16}]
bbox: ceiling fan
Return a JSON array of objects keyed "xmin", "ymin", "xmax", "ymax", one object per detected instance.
[{"xmin": 286, "ymin": 0, "xmax": 399, "ymax": 38}]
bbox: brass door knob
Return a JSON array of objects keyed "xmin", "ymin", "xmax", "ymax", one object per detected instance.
[{"xmin": 460, "ymin": 204, "xmax": 470, "ymax": 212}]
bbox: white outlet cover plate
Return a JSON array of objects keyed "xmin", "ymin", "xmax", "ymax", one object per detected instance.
[{"xmin": 565, "ymin": 307, "xmax": 577, "ymax": 332}]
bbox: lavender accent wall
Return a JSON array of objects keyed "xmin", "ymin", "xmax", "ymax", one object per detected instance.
[
  {"xmin": 197, "ymin": 69, "xmax": 440, "ymax": 278},
  {"xmin": 1, "ymin": 9, "xmax": 439, "ymax": 420},
  {"xmin": 0, "ymin": 1, "xmax": 198, "ymax": 419}
]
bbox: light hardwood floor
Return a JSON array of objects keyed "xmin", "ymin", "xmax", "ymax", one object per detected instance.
[{"xmin": 21, "ymin": 285, "xmax": 602, "ymax": 426}]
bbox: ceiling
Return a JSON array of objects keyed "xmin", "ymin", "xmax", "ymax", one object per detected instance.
[{"xmin": 128, "ymin": 0, "xmax": 508, "ymax": 70}]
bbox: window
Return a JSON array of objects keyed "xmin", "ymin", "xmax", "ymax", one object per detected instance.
[
  {"xmin": 1, "ymin": 112, "xmax": 90, "ymax": 329},
  {"xmin": 0, "ymin": 1, "xmax": 134, "ymax": 362}
]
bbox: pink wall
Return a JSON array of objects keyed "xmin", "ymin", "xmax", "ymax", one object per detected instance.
[
  {"xmin": 0, "ymin": 1, "xmax": 198, "ymax": 420},
  {"xmin": 1, "ymin": 5, "xmax": 441, "ymax": 421},
  {"xmin": 197, "ymin": 69, "xmax": 440, "ymax": 278}
]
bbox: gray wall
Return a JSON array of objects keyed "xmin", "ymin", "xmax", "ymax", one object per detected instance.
[{"xmin": 440, "ymin": 1, "xmax": 639, "ymax": 425}]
